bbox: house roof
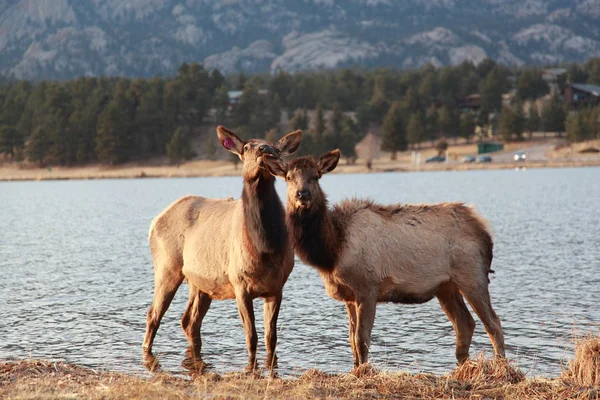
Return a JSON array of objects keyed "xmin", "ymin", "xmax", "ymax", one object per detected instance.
[
  {"xmin": 227, "ymin": 90, "xmax": 243, "ymax": 100},
  {"xmin": 542, "ymin": 68, "xmax": 566, "ymax": 76},
  {"xmin": 572, "ymin": 83, "xmax": 600, "ymax": 96}
]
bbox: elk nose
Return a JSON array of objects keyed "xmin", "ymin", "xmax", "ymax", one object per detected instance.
[
  {"xmin": 297, "ymin": 190, "xmax": 311, "ymax": 200},
  {"xmin": 258, "ymin": 144, "xmax": 276, "ymax": 155}
]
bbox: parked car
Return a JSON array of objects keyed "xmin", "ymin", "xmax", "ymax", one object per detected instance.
[
  {"xmin": 514, "ymin": 151, "xmax": 527, "ymax": 162},
  {"xmin": 425, "ymin": 155, "xmax": 446, "ymax": 163},
  {"xmin": 476, "ymin": 154, "xmax": 492, "ymax": 163},
  {"xmin": 462, "ymin": 155, "xmax": 476, "ymax": 163}
]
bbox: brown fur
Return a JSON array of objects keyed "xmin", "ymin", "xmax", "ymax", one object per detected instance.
[
  {"xmin": 142, "ymin": 126, "xmax": 302, "ymax": 371},
  {"xmin": 264, "ymin": 150, "xmax": 505, "ymax": 367}
]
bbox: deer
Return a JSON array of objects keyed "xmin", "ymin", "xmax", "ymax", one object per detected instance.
[
  {"xmin": 262, "ymin": 149, "xmax": 506, "ymax": 367},
  {"xmin": 142, "ymin": 126, "xmax": 302, "ymax": 371}
]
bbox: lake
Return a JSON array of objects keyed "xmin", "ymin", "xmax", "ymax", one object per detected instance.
[{"xmin": 1, "ymin": 167, "xmax": 599, "ymax": 377}]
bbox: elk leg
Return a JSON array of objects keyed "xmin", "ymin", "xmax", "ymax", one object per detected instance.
[
  {"xmin": 263, "ymin": 292, "xmax": 282, "ymax": 369},
  {"xmin": 235, "ymin": 289, "xmax": 258, "ymax": 371},
  {"xmin": 436, "ymin": 282, "xmax": 476, "ymax": 363},
  {"xmin": 181, "ymin": 284, "xmax": 212, "ymax": 360},
  {"xmin": 461, "ymin": 287, "xmax": 506, "ymax": 358},
  {"xmin": 345, "ymin": 301, "xmax": 359, "ymax": 367},
  {"xmin": 354, "ymin": 296, "xmax": 377, "ymax": 365},
  {"xmin": 142, "ymin": 267, "xmax": 183, "ymax": 354}
]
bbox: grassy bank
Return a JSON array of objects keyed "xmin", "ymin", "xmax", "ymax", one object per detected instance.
[
  {"xmin": 1, "ymin": 138, "xmax": 599, "ymax": 182},
  {"xmin": 2, "ymin": 337, "xmax": 599, "ymax": 400},
  {"xmin": 1, "ymin": 155, "xmax": 600, "ymax": 182}
]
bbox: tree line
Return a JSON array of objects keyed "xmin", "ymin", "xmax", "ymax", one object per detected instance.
[{"xmin": 1, "ymin": 58, "xmax": 600, "ymax": 166}]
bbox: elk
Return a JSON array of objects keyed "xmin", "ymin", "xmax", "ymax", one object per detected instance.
[
  {"xmin": 142, "ymin": 126, "xmax": 302, "ymax": 371},
  {"xmin": 263, "ymin": 150, "xmax": 506, "ymax": 367}
]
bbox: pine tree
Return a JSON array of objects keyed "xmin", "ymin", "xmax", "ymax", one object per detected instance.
[
  {"xmin": 312, "ymin": 105, "xmax": 326, "ymax": 140},
  {"xmin": 459, "ymin": 112, "xmax": 476, "ymax": 143},
  {"xmin": 45, "ymin": 85, "xmax": 75, "ymax": 165},
  {"xmin": 479, "ymin": 67, "xmax": 505, "ymax": 123},
  {"xmin": 499, "ymin": 104, "xmax": 524, "ymax": 141},
  {"xmin": 526, "ymin": 106, "xmax": 541, "ymax": 139},
  {"xmin": 541, "ymin": 95, "xmax": 566, "ymax": 134},
  {"xmin": 355, "ymin": 103, "xmax": 374, "ymax": 131},
  {"xmin": 330, "ymin": 103, "xmax": 344, "ymax": 135},
  {"xmin": 381, "ymin": 101, "xmax": 407, "ymax": 160},
  {"xmin": 406, "ymin": 113, "xmax": 424, "ymax": 149},
  {"xmin": 288, "ymin": 109, "xmax": 308, "ymax": 131},
  {"xmin": 439, "ymin": 102, "xmax": 460, "ymax": 140},
  {"xmin": 589, "ymin": 106, "xmax": 600, "ymax": 138},
  {"xmin": 166, "ymin": 126, "xmax": 193, "ymax": 166},
  {"xmin": 204, "ymin": 135, "xmax": 217, "ymax": 160},
  {"xmin": 516, "ymin": 69, "xmax": 549, "ymax": 101},
  {"xmin": 96, "ymin": 103, "xmax": 125, "ymax": 165},
  {"xmin": 26, "ymin": 126, "xmax": 50, "ymax": 167},
  {"xmin": 339, "ymin": 117, "xmax": 359, "ymax": 163},
  {"xmin": 425, "ymin": 105, "xmax": 440, "ymax": 143},
  {"xmin": 566, "ymin": 111, "xmax": 590, "ymax": 142},
  {"xmin": 0, "ymin": 125, "xmax": 22, "ymax": 157},
  {"xmin": 369, "ymin": 76, "xmax": 390, "ymax": 120}
]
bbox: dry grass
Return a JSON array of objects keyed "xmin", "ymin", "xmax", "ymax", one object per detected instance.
[
  {"xmin": 3, "ymin": 350, "xmax": 600, "ymax": 400},
  {"xmin": 563, "ymin": 335, "xmax": 600, "ymax": 387},
  {"xmin": 450, "ymin": 355, "xmax": 525, "ymax": 388}
]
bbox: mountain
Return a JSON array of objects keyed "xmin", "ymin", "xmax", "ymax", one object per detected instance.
[{"xmin": 1, "ymin": 0, "xmax": 599, "ymax": 79}]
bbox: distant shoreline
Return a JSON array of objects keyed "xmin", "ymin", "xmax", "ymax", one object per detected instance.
[{"xmin": 1, "ymin": 159, "xmax": 600, "ymax": 182}]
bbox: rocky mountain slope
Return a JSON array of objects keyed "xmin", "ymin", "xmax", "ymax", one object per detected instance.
[{"xmin": 1, "ymin": 0, "xmax": 599, "ymax": 79}]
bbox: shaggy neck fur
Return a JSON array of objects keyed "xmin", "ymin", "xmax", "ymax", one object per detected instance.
[
  {"xmin": 287, "ymin": 193, "xmax": 342, "ymax": 272},
  {"xmin": 241, "ymin": 172, "xmax": 287, "ymax": 256}
]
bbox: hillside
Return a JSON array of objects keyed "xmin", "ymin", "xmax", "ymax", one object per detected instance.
[{"xmin": 1, "ymin": 0, "xmax": 600, "ymax": 79}]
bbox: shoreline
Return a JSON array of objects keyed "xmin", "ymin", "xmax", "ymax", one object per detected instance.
[
  {"xmin": 0, "ymin": 356, "xmax": 596, "ymax": 400},
  {"xmin": 1, "ymin": 158, "xmax": 600, "ymax": 182}
]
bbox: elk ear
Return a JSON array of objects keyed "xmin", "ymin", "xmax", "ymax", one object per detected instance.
[
  {"xmin": 275, "ymin": 130, "xmax": 302, "ymax": 156},
  {"xmin": 317, "ymin": 149, "xmax": 341, "ymax": 175},
  {"xmin": 262, "ymin": 156, "xmax": 287, "ymax": 178},
  {"xmin": 217, "ymin": 126, "xmax": 245, "ymax": 156}
]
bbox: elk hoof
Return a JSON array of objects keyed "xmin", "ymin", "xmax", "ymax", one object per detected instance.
[
  {"xmin": 245, "ymin": 361, "xmax": 258, "ymax": 374},
  {"xmin": 143, "ymin": 352, "xmax": 161, "ymax": 373},
  {"xmin": 182, "ymin": 356, "xmax": 208, "ymax": 374},
  {"xmin": 456, "ymin": 352, "xmax": 470, "ymax": 365},
  {"xmin": 265, "ymin": 353, "xmax": 278, "ymax": 369}
]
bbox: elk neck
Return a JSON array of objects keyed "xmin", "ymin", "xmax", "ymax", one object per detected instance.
[
  {"xmin": 287, "ymin": 192, "xmax": 342, "ymax": 272},
  {"xmin": 241, "ymin": 172, "xmax": 287, "ymax": 256}
]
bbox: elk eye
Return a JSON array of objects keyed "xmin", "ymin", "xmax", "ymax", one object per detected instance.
[
  {"xmin": 286, "ymin": 175, "xmax": 291, "ymax": 182},
  {"xmin": 243, "ymin": 145, "xmax": 249, "ymax": 152}
]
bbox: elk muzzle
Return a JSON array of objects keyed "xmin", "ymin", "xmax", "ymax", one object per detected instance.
[
  {"xmin": 296, "ymin": 189, "xmax": 312, "ymax": 208},
  {"xmin": 258, "ymin": 144, "xmax": 277, "ymax": 157}
]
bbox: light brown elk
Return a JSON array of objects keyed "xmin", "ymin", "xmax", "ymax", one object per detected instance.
[
  {"xmin": 142, "ymin": 126, "xmax": 302, "ymax": 370},
  {"xmin": 263, "ymin": 150, "xmax": 505, "ymax": 367}
]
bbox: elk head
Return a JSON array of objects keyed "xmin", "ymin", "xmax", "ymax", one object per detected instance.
[
  {"xmin": 263, "ymin": 149, "xmax": 341, "ymax": 211},
  {"xmin": 217, "ymin": 126, "xmax": 302, "ymax": 181}
]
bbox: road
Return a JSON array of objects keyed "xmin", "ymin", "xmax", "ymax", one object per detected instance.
[{"xmin": 489, "ymin": 143, "xmax": 555, "ymax": 163}]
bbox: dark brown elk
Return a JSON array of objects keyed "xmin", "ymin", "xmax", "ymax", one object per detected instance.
[
  {"xmin": 263, "ymin": 150, "xmax": 505, "ymax": 367},
  {"xmin": 142, "ymin": 126, "xmax": 302, "ymax": 370}
]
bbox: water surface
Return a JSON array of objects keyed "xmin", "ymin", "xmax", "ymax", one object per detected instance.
[{"xmin": 1, "ymin": 167, "xmax": 599, "ymax": 377}]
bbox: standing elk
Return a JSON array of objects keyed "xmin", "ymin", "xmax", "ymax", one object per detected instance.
[
  {"xmin": 263, "ymin": 149, "xmax": 505, "ymax": 367},
  {"xmin": 142, "ymin": 126, "xmax": 302, "ymax": 370}
]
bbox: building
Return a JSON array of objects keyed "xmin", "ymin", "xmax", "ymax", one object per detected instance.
[
  {"xmin": 477, "ymin": 141, "xmax": 504, "ymax": 154},
  {"xmin": 541, "ymin": 68, "xmax": 567, "ymax": 93},
  {"xmin": 227, "ymin": 89, "xmax": 269, "ymax": 107},
  {"xmin": 227, "ymin": 90, "xmax": 243, "ymax": 105},
  {"xmin": 564, "ymin": 83, "xmax": 600, "ymax": 107},
  {"xmin": 457, "ymin": 94, "xmax": 481, "ymax": 111}
]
